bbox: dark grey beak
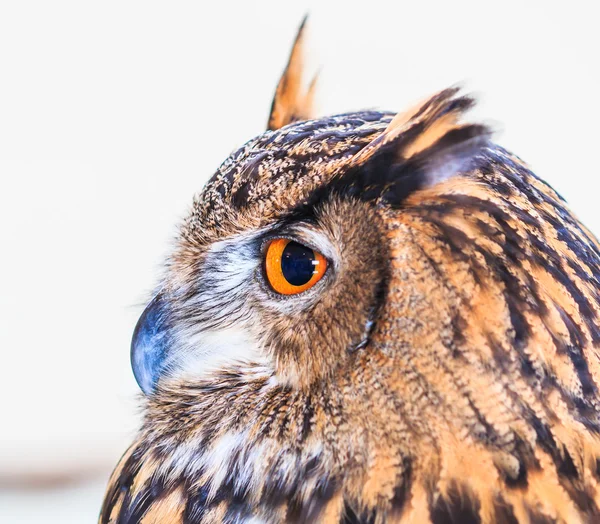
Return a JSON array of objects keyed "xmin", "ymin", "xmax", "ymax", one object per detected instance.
[{"xmin": 131, "ymin": 293, "xmax": 171, "ymax": 395}]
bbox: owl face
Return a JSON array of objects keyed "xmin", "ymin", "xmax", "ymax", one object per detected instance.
[
  {"xmin": 132, "ymin": 111, "xmax": 393, "ymax": 394},
  {"xmin": 104, "ymin": 19, "xmax": 600, "ymax": 524}
]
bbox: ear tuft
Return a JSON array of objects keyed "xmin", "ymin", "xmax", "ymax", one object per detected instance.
[
  {"xmin": 348, "ymin": 87, "xmax": 493, "ymax": 189},
  {"xmin": 267, "ymin": 16, "xmax": 317, "ymax": 131},
  {"xmin": 305, "ymin": 88, "xmax": 494, "ymax": 208}
]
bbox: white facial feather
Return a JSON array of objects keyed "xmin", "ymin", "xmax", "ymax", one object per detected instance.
[
  {"xmin": 162, "ymin": 225, "xmax": 335, "ymax": 385},
  {"xmin": 171, "ymin": 327, "xmax": 268, "ymax": 381},
  {"xmin": 163, "ymin": 231, "xmax": 274, "ymax": 384}
]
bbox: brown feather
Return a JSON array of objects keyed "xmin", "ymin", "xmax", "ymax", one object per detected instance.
[
  {"xmin": 267, "ymin": 16, "xmax": 317, "ymax": 131},
  {"xmin": 100, "ymin": 21, "xmax": 600, "ymax": 524}
]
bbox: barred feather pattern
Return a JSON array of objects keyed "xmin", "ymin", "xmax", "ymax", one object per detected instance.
[{"xmin": 101, "ymin": 87, "xmax": 600, "ymax": 524}]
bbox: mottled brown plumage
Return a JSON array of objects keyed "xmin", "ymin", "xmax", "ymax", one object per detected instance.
[{"xmin": 101, "ymin": 21, "xmax": 600, "ymax": 524}]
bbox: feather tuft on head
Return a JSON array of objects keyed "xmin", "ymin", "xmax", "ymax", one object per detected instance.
[
  {"xmin": 300, "ymin": 88, "xmax": 493, "ymax": 209},
  {"xmin": 267, "ymin": 16, "xmax": 318, "ymax": 131}
]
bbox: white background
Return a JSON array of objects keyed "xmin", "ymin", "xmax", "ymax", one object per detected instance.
[{"xmin": 1, "ymin": 1, "xmax": 598, "ymax": 522}]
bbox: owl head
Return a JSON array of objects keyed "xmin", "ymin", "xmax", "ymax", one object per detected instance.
[
  {"xmin": 131, "ymin": 20, "xmax": 491, "ymax": 396},
  {"xmin": 103, "ymin": 19, "xmax": 600, "ymax": 524}
]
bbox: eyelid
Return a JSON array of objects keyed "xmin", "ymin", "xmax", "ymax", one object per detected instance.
[{"xmin": 260, "ymin": 226, "xmax": 335, "ymax": 261}]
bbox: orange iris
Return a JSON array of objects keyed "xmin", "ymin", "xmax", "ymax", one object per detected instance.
[{"xmin": 264, "ymin": 238, "xmax": 328, "ymax": 295}]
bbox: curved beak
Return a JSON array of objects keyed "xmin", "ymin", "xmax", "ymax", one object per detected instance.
[{"xmin": 130, "ymin": 293, "xmax": 171, "ymax": 395}]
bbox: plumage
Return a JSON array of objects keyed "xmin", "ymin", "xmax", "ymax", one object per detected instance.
[
  {"xmin": 267, "ymin": 16, "xmax": 316, "ymax": 131},
  {"xmin": 101, "ymin": 20, "xmax": 600, "ymax": 524}
]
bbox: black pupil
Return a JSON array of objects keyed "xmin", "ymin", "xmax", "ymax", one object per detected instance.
[{"xmin": 281, "ymin": 241, "xmax": 316, "ymax": 286}]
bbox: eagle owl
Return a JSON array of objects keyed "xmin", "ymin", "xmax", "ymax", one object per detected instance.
[{"xmin": 100, "ymin": 20, "xmax": 600, "ymax": 524}]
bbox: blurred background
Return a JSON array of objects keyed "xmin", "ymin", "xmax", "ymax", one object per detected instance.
[{"xmin": 0, "ymin": 1, "xmax": 598, "ymax": 522}]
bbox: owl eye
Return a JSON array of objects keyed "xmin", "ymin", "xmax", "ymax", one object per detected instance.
[{"xmin": 264, "ymin": 238, "xmax": 328, "ymax": 295}]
